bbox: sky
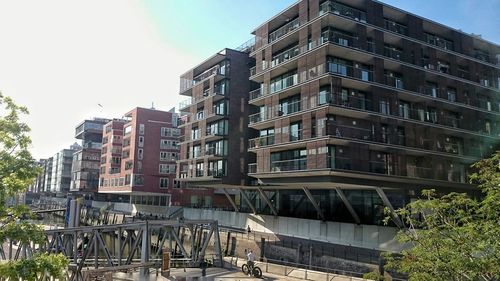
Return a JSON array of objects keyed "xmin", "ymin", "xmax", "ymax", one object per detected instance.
[{"xmin": 0, "ymin": 0, "xmax": 498, "ymax": 159}]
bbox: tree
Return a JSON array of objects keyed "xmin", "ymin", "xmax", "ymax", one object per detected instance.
[
  {"xmin": 384, "ymin": 151, "xmax": 500, "ymax": 281},
  {"xmin": 0, "ymin": 93, "xmax": 68, "ymax": 280}
]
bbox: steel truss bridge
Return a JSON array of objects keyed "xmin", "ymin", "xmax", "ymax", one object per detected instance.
[{"xmin": 0, "ymin": 219, "xmax": 223, "ymax": 281}]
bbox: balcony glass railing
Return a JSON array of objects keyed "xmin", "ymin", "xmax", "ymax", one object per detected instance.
[
  {"xmin": 327, "ymin": 62, "xmax": 373, "ymax": 82},
  {"xmin": 384, "ymin": 75, "xmax": 404, "ymax": 89},
  {"xmin": 179, "ymin": 98, "xmax": 192, "ymax": 110},
  {"xmin": 270, "ymin": 73, "xmax": 299, "ymax": 93},
  {"xmin": 249, "ymin": 135, "xmax": 275, "ymax": 149},
  {"xmin": 268, "ymin": 17, "xmax": 300, "ymax": 43},
  {"xmin": 206, "ymin": 126, "xmax": 227, "ymax": 136},
  {"xmin": 248, "ymin": 163, "xmax": 257, "ymax": 174},
  {"xmin": 271, "ymin": 158, "xmax": 307, "ymax": 172},
  {"xmin": 319, "ymin": 1, "xmax": 366, "ymax": 22},
  {"xmin": 384, "ymin": 19, "xmax": 408, "ymax": 36},
  {"xmin": 250, "ymin": 66, "xmax": 256, "ymax": 76},
  {"xmin": 271, "ymin": 45, "xmax": 300, "ymax": 67},
  {"xmin": 383, "ymin": 46, "xmax": 403, "ymax": 61}
]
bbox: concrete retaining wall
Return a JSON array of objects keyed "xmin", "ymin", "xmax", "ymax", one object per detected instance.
[{"xmin": 183, "ymin": 208, "xmax": 401, "ymax": 252}]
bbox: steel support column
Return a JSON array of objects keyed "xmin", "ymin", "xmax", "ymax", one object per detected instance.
[
  {"xmin": 335, "ymin": 187, "xmax": 361, "ymax": 224},
  {"xmin": 222, "ymin": 188, "xmax": 239, "ymax": 212},
  {"xmin": 302, "ymin": 187, "xmax": 325, "ymax": 221},
  {"xmin": 240, "ymin": 189, "xmax": 257, "ymax": 214},
  {"xmin": 257, "ymin": 187, "xmax": 278, "ymax": 216},
  {"xmin": 375, "ymin": 187, "xmax": 404, "ymax": 228}
]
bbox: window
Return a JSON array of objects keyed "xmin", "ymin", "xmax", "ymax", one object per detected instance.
[
  {"xmin": 125, "ymin": 161, "xmax": 133, "ymax": 170},
  {"xmin": 160, "ymin": 139, "xmax": 178, "ymax": 149},
  {"xmin": 124, "ymin": 126, "xmax": 132, "ymax": 135},
  {"xmin": 258, "ymin": 128, "xmax": 275, "ymax": 146},
  {"xmin": 214, "ymin": 79, "xmax": 229, "ymax": 95},
  {"xmin": 447, "ymin": 88, "xmax": 456, "ymax": 102},
  {"xmin": 399, "ymin": 101, "xmax": 410, "ymax": 119},
  {"xmin": 138, "ymin": 149, "xmax": 143, "ymax": 160},
  {"xmin": 159, "ymin": 164, "xmax": 175, "ymax": 174},
  {"xmin": 191, "ymin": 145, "xmax": 201, "ymax": 158},
  {"xmin": 138, "ymin": 136, "xmax": 144, "ymax": 147},
  {"xmin": 195, "ymin": 162, "xmax": 204, "ymax": 177},
  {"xmin": 207, "ymin": 120, "xmax": 228, "ymax": 136},
  {"xmin": 270, "ymin": 149, "xmax": 307, "ymax": 172},
  {"xmin": 161, "ymin": 127, "xmax": 181, "ymax": 137},
  {"xmin": 380, "ymin": 100, "xmax": 390, "ymax": 115},
  {"xmin": 191, "ymin": 127, "xmax": 200, "ymax": 140},
  {"xmin": 279, "ymin": 95, "xmax": 301, "ymax": 116},
  {"xmin": 205, "ymin": 140, "xmax": 227, "ymax": 156},
  {"xmin": 208, "ymin": 160, "xmax": 226, "ymax": 177},
  {"xmin": 160, "ymin": 178, "xmax": 169, "ymax": 189},
  {"xmin": 111, "ymin": 156, "xmax": 121, "ymax": 165},
  {"xmin": 318, "ymin": 86, "xmax": 332, "ymax": 105},
  {"xmin": 270, "ymin": 70, "xmax": 298, "ymax": 93},
  {"xmin": 139, "ymin": 124, "xmax": 145, "ymax": 135},
  {"xmin": 397, "ymin": 127, "xmax": 405, "ymax": 146},
  {"xmin": 328, "ymin": 57, "xmax": 350, "ymax": 76},
  {"xmin": 426, "ymin": 82, "xmax": 438, "ymax": 98},
  {"xmin": 213, "ymin": 100, "xmax": 227, "ymax": 115},
  {"xmin": 290, "ymin": 122, "xmax": 302, "ymax": 141},
  {"xmin": 160, "ymin": 151, "xmax": 168, "ymax": 161}
]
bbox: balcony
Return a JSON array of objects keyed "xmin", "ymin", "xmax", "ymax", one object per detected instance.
[
  {"xmin": 384, "ymin": 75, "xmax": 404, "ymax": 89},
  {"xmin": 205, "ymin": 147, "xmax": 225, "ymax": 157},
  {"xmin": 179, "ymin": 64, "xmax": 226, "ymax": 94},
  {"xmin": 271, "ymin": 158, "xmax": 307, "ymax": 172},
  {"xmin": 179, "ymin": 98, "xmax": 192, "ymax": 111},
  {"xmin": 250, "ymin": 88, "xmax": 263, "ymax": 100},
  {"xmin": 328, "ymin": 62, "xmax": 373, "ymax": 82},
  {"xmin": 271, "ymin": 45, "xmax": 300, "ymax": 68},
  {"xmin": 384, "ymin": 19, "xmax": 408, "ymax": 36},
  {"xmin": 268, "ymin": 17, "xmax": 300, "ymax": 43},
  {"xmin": 383, "ymin": 46, "xmax": 403, "ymax": 61},
  {"xmin": 249, "ymin": 135, "xmax": 276, "ymax": 149},
  {"xmin": 319, "ymin": 1, "xmax": 366, "ymax": 23},
  {"xmin": 250, "ymin": 66, "xmax": 256, "ymax": 76}
]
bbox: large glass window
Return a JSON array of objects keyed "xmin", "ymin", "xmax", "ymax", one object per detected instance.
[
  {"xmin": 206, "ymin": 120, "xmax": 228, "ymax": 136},
  {"xmin": 259, "ymin": 128, "xmax": 275, "ymax": 146},
  {"xmin": 318, "ymin": 86, "xmax": 332, "ymax": 105},
  {"xmin": 289, "ymin": 122, "xmax": 303, "ymax": 141},
  {"xmin": 208, "ymin": 160, "xmax": 227, "ymax": 177},
  {"xmin": 213, "ymin": 100, "xmax": 227, "ymax": 115},
  {"xmin": 327, "ymin": 57, "xmax": 350, "ymax": 76},
  {"xmin": 270, "ymin": 149, "xmax": 307, "ymax": 172},
  {"xmin": 205, "ymin": 140, "xmax": 227, "ymax": 156},
  {"xmin": 270, "ymin": 70, "xmax": 298, "ymax": 93},
  {"xmin": 398, "ymin": 101, "xmax": 410, "ymax": 119},
  {"xmin": 279, "ymin": 95, "xmax": 301, "ymax": 116},
  {"xmin": 214, "ymin": 79, "xmax": 229, "ymax": 95}
]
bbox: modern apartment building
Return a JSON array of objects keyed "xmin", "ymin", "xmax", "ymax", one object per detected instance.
[
  {"xmin": 42, "ymin": 157, "xmax": 53, "ymax": 193},
  {"xmin": 70, "ymin": 118, "xmax": 110, "ymax": 197},
  {"xmin": 243, "ymin": 0, "xmax": 499, "ymax": 228},
  {"xmin": 50, "ymin": 143, "xmax": 81, "ymax": 194},
  {"xmin": 28, "ymin": 159, "xmax": 48, "ymax": 193},
  {"xmin": 98, "ymin": 108, "xmax": 180, "ymax": 207},
  {"xmin": 176, "ymin": 48, "xmax": 255, "ymax": 208}
]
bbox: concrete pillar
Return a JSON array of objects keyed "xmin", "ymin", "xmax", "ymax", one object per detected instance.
[{"xmin": 140, "ymin": 221, "xmax": 150, "ymax": 276}]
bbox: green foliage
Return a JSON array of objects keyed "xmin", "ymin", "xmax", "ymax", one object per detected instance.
[
  {"xmin": 0, "ymin": 93, "xmax": 68, "ymax": 279},
  {"xmin": 0, "ymin": 253, "xmax": 69, "ymax": 281},
  {"xmin": 384, "ymin": 151, "xmax": 500, "ymax": 281},
  {"xmin": 363, "ymin": 270, "xmax": 387, "ymax": 281}
]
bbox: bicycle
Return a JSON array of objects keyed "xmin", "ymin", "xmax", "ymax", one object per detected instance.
[{"xmin": 242, "ymin": 263, "xmax": 262, "ymax": 278}]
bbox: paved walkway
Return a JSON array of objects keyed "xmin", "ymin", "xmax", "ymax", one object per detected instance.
[{"xmin": 111, "ymin": 257, "xmax": 364, "ymax": 281}]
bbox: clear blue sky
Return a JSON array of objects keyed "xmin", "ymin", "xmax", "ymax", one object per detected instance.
[{"xmin": 143, "ymin": 0, "xmax": 499, "ymax": 63}]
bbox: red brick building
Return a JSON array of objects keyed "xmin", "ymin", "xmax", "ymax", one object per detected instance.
[{"xmin": 98, "ymin": 108, "xmax": 181, "ymax": 206}]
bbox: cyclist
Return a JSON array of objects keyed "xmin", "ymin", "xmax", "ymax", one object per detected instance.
[{"xmin": 246, "ymin": 250, "xmax": 255, "ymax": 276}]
